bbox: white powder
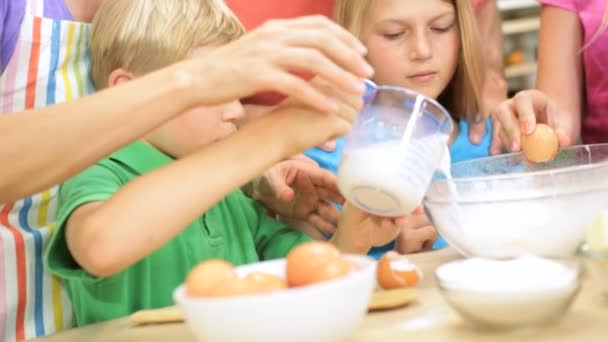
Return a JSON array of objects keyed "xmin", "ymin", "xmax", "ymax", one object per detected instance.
[
  {"xmin": 437, "ymin": 256, "xmax": 578, "ymax": 293},
  {"xmin": 337, "ymin": 136, "xmax": 446, "ymax": 217}
]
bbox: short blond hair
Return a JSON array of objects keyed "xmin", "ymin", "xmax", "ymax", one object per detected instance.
[
  {"xmin": 90, "ymin": 0, "xmax": 245, "ymax": 89},
  {"xmin": 334, "ymin": 0, "xmax": 483, "ymax": 121}
]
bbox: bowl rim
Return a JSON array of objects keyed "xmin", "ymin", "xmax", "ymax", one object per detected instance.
[
  {"xmin": 174, "ymin": 254, "xmax": 376, "ymax": 305},
  {"xmin": 363, "ymin": 79, "xmax": 455, "ymax": 135},
  {"xmin": 432, "ymin": 143, "xmax": 608, "ymax": 184},
  {"xmin": 578, "ymin": 243, "xmax": 608, "ymax": 260},
  {"xmin": 434, "ymin": 257, "xmax": 582, "ymax": 295},
  {"xmin": 425, "ymin": 143, "xmax": 608, "ymax": 204}
]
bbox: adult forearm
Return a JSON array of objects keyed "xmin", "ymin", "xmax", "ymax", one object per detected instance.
[{"xmin": 0, "ymin": 67, "xmax": 192, "ymax": 202}]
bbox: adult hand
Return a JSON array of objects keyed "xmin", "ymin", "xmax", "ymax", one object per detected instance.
[{"xmin": 185, "ymin": 16, "xmax": 373, "ymax": 113}]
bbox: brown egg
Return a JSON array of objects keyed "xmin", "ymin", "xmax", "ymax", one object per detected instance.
[
  {"xmin": 244, "ymin": 272, "xmax": 288, "ymax": 293},
  {"xmin": 307, "ymin": 258, "xmax": 354, "ymax": 284},
  {"xmin": 377, "ymin": 255, "xmax": 420, "ymax": 290},
  {"xmin": 286, "ymin": 241, "xmax": 342, "ymax": 287},
  {"xmin": 186, "ymin": 260, "xmax": 237, "ymax": 297},
  {"xmin": 521, "ymin": 123, "xmax": 559, "ymax": 163},
  {"xmin": 210, "ymin": 278, "xmax": 261, "ymax": 297}
]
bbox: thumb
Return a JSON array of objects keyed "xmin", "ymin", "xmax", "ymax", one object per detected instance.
[{"xmin": 267, "ymin": 171, "xmax": 295, "ymax": 203}]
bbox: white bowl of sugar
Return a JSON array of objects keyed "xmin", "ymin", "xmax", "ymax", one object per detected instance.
[{"xmin": 436, "ymin": 256, "xmax": 581, "ymax": 329}]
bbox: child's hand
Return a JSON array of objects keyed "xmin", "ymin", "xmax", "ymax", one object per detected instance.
[
  {"xmin": 244, "ymin": 157, "xmax": 343, "ymax": 235},
  {"xmin": 490, "ymin": 89, "xmax": 572, "ymax": 155},
  {"xmin": 330, "ymin": 202, "xmax": 407, "ymax": 254},
  {"xmin": 394, "ymin": 209, "xmax": 438, "ymax": 254}
]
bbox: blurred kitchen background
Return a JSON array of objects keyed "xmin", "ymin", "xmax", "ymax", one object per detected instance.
[{"xmin": 499, "ymin": 0, "xmax": 540, "ymax": 95}]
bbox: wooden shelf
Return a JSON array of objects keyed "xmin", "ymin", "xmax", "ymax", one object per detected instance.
[
  {"xmin": 502, "ymin": 16, "xmax": 540, "ymax": 35},
  {"xmin": 505, "ymin": 62, "xmax": 537, "ymax": 78},
  {"xmin": 498, "ymin": 0, "xmax": 539, "ymax": 11}
]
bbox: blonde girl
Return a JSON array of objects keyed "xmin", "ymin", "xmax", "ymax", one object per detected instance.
[{"xmin": 306, "ymin": 0, "xmax": 490, "ymax": 255}]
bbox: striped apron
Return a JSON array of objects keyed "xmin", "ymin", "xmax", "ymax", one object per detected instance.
[{"xmin": 0, "ymin": 0, "xmax": 92, "ymax": 340}]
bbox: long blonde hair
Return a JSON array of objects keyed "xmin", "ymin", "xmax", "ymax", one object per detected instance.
[
  {"xmin": 90, "ymin": 0, "xmax": 245, "ymax": 89},
  {"xmin": 334, "ymin": 0, "xmax": 483, "ymax": 122}
]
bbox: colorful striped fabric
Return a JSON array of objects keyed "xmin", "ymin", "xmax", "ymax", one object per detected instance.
[{"xmin": 0, "ymin": 0, "xmax": 93, "ymax": 340}]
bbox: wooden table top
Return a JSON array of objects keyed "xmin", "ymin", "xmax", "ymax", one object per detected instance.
[{"xmin": 35, "ymin": 248, "xmax": 608, "ymax": 342}]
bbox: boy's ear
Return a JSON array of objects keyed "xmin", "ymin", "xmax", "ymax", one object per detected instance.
[{"xmin": 108, "ymin": 68, "xmax": 135, "ymax": 87}]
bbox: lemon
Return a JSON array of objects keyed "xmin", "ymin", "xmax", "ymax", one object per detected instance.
[{"xmin": 586, "ymin": 210, "xmax": 608, "ymax": 255}]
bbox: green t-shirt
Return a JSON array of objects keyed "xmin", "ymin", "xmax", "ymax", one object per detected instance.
[{"xmin": 46, "ymin": 141, "xmax": 311, "ymax": 326}]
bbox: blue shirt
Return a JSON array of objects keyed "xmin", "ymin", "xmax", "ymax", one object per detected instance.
[{"xmin": 305, "ymin": 119, "xmax": 492, "ymax": 258}]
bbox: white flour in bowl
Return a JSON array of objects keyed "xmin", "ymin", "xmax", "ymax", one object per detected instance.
[{"xmin": 436, "ymin": 256, "xmax": 578, "ymax": 293}]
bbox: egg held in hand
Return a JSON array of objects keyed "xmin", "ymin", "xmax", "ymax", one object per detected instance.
[{"xmin": 521, "ymin": 124, "xmax": 559, "ymax": 163}]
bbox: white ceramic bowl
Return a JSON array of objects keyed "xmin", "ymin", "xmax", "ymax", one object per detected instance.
[
  {"xmin": 435, "ymin": 257, "xmax": 581, "ymax": 329},
  {"xmin": 578, "ymin": 244, "xmax": 608, "ymax": 296},
  {"xmin": 425, "ymin": 144, "xmax": 608, "ymax": 258},
  {"xmin": 174, "ymin": 255, "xmax": 376, "ymax": 342}
]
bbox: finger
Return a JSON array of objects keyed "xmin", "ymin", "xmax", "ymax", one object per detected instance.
[
  {"xmin": 394, "ymin": 216, "xmax": 409, "ymax": 227},
  {"xmin": 307, "ymin": 77, "xmax": 364, "ymax": 121},
  {"xmin": 317, "ymin": 187, "xmax": 345, "ymax": 204},
  {"xmin": 408, "ymin": 226, "xmax": 438, "ymax": 251},
  {"xmin": 412, "ymin": 206, "xmax": 424, "ymax": 216},
  {"xmin": 334, "ymin": 97, "xmax": 361, "ymax": 123},
  {"xmin": 317, "ymin": 202, "xmax": 339, "ymax": 225},
  {"xmin": 289, "ymin": 154, "xmax": 320, "ymax": 165},
  {"xmin": 513, "ymin": 91, "xmax": 541, "ymax": 135},
  {"xmin": 307, "ymin": 214, "xmax": 337, "ymax": 235},
  {"xmin": 296, "ymin": 165, "xmax": 340, "ymax": 193},
  {"xmin": 468, "ymin": 119, "xmax": 486, "ymax": 145},
  {"xmin": 490, "ymin": 116, "xmax": 505, "ymax": 155},
  {"xmin": 283, "ymin": 30, "xmax": 373, "ymax": 80},
  {"xmin": 275, "ymin": 47, "xmax": 366, "ymax": 98},
  {"xmin": 545, "ymin": 99, "xmax": 572, "ymax": 146},
  {"xmin": 422, "ymin": 239, "xmax": 436, "ymax": 250},
  {"xmin": 318, "ymin": 139, "xmax": 337, "ymax": 152},
  {"xmin": 278, "ymin": 16, "xmax": 369, "ymax": 58},
  {"xmin": 262, "ymin": 167, "xmax": 294, "ymax": 203},
  {"xmin": 261, "ymin": 71, "xmax": 338, "ymax": 113},
  {"xmin": 493, "ymin": 100, "xmax": 521, "ymax": 152},
  {"xmin": 555, "ymin": 128, "xmax": 572, "ymax": 147}
]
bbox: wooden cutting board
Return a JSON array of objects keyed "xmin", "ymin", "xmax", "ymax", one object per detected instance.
[{"xmin": 130, "ymin": 288, "xmax": 418, "ymax": 325}]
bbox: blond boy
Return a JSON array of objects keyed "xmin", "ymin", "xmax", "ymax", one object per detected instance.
[{"xmin": 45, "ymin": 0, "xmax": 405, "ymax": 326}]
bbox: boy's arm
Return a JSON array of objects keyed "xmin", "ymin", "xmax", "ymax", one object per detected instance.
[{"xmin": 61, "ymin": 104, "xmax": 356, "ymax": 277}]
